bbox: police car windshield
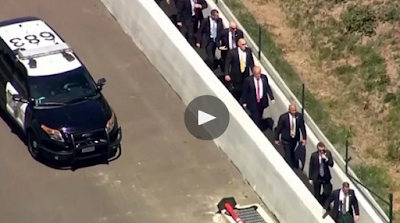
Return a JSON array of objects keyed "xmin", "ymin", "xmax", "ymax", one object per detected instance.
[{"xmin": 29, "ymin": 67, "xmax": 97, "ymax": 106}]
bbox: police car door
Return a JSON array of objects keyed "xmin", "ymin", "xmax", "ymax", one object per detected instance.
[
  {"xmin": 0, "ymin": 50, "xmax": 11, "ymax": 107},
  {"xmin": 5, "ymin": 64, "xmax": 28, "ymax": 130}
]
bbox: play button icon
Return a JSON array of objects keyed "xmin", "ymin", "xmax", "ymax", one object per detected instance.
[
  {"xmin": 184, "ymin": 95, "xmax": 230, "ymax": 140},
  {"xmin": 198, "ymin": 110, "xmax": 216, "ymax": 125}
]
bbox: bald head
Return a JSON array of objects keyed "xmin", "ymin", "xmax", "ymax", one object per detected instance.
[
  {"xmin": 253, "ymin": 66, "xmax": 262, "ymax": 79},
  {"xmin": 288, "ymin": 103, "xmax": 297, "ymax": 115},
  {"xmin": 237, "ymin": 38, "xmax": 247, "ymax": 50},
  {"xmin": 229, "ymin": 21, "xmax": 237, "ymax": 29}
]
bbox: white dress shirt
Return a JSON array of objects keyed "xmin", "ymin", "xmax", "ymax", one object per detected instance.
[
  {"xmin": 289, "ymin": 113, "xmax": 296, "ymax": 130},
  {"xmin": 254, "ymin": 77, "xmax": 263, "ymax": 99},
  {"xmin": 191, "ymin": 0, "xmax": 196, "ymax": 16},
  {"xmin": 339, "ymin": 190, "xmax": 350, "ymax": 213},
  {"xmin": 210, "ymin": 18, "xmax": 217, "ymax": 40},
  {"xmin": 228, "ymin": 31, "xmax": 236, "ymax": 49}
]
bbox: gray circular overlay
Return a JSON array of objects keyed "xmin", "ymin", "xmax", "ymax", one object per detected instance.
[{"xmin": 184, "ymin": 95, "xmax": 230, "ymax": 140}]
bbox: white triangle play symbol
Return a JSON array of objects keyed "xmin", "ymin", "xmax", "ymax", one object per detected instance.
[{"xmin": 198, "ymin": 110, "xmax": 216, "ymax": 126}]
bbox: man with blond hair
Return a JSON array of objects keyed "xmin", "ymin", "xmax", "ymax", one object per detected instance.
[{"xmin": 242, "ymin": 66, "xmax": 275, "ymax": 128}]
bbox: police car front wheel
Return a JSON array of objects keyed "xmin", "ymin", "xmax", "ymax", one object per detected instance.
[{"xmin": 27, "ymin": 132, "xmax": 42, "ymax": 160}]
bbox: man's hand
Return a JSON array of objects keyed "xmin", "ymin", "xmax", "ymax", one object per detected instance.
[
  {"xmin": 166, "ymin": 0, "xmax": 170, "ymax": 4},
  {"xmin": 196, "ymin": 43, "xmax": 201, "ymax": 48},
  {"xmin": 322, "ymin": 153, "xmax": 328, "ymax": 161},
  {"xmin": 275, "ymin": 140, "xmax": 280, "ymax": 146},
  {"xmin": 243, "ymin": 104, "xmax": 247, "ymax": 108},
  {"xmin": 308, "ymin": 180, "xmax": 313, "ymax": 185},
  {"xmin": 225, "ymin": 75, "xmax": 231, "ymax": 82},
  {"xmin": 302, "ymin": 139, "xmax": 307, "ymax": 146},
  {"xmin": 177, "ymin": 22, "xmax": 182, "ymax": 27},
  {"xmin": 354, "ymin": 215, "xmax": 359, "ymax": 222},
  {"xmin": 194, "ymin": 3, "xmax": 202, "ymax": 8},
  {"xmin": 322, "ymin": 208, "xmax": 326, "ymax": 216},
  {"xmin": 271, "ymin": 99, "xmax": 275, "ymax": 104},
  {"xmin": 219, "ymin": 46, "xmax": 228, "ymax": 50}
]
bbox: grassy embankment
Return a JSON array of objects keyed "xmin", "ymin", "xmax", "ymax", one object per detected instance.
[{"xmin": 222, "ymin": 0, "xmax": 400, "ymax": 217}]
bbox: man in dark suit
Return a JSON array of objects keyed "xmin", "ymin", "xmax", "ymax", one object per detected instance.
[
  {"xmin": 275, "ymin": 103, "xmax": 307, "ymax": 169},
  {"xmin": 224, "ymin": 38, "xmax": 255, "ymax": 102},
  {"xmin": 196, "ymin": 9, "xmax": 223, "ymax": 70},
  {"xmin": 216, "ymin": 21, "xmax": 244, "ymax": 73},
  {"xmin": 324, "ymin": 182, "xmax": 360, "ymax": 223},
  {"xmin": 242, "ymin": 66, "xmax": 275, "ymax": 129},
  {"xmin": 176, "ymin": 0, "xmax": 208, "ymax": 46},
  {"xmin": 309, "ymin": 142, "xmax": 334, "ymax": 206}
]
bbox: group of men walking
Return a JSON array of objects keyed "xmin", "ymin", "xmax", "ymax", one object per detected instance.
[{"xmin": 155, "ymin": 1, "xmax": 361, "ymax": 222}]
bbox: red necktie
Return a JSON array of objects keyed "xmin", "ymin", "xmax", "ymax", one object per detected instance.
[{"xmin": 256, "ymin": 78, "xmax": 261, "ymax": 103}]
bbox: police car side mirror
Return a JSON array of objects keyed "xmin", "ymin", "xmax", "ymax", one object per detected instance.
[
  {"xmin": 11, "ymin": 94, "xmax": 28, "ymax": 103},
  {"xmin": 96, "ymin": 78, "xmax": 106, "ymax": 90}
]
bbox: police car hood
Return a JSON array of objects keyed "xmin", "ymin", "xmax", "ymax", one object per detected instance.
[{"xmin": 35, "ymin": 96, "xmax": 112, "ymax": 132}]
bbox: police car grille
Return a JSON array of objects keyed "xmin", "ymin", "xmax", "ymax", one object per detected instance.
[{"xmin": 72, "ymin": 130, "xmax": 107, "ymax": 148}]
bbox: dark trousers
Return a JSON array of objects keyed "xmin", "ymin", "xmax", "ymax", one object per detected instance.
[
  {"xmin": 205, "ymin": 39, "xmax": 217, "ymax": 70},
  {"xmin": 180, "ymin": 17, "xmax": 199, "ymax": 46},
  {"xmin": 313, "ymin": 176, "xmax": 332, "ymax": 206},
  {"xmin": 249, "ymin": 103, "xmax": 265, "ymax": 129},
  {"xmin": 335, "ymin": 212, "xmax": 354, "ymax": 223},
  {"xmin": 282, "ymin": 139, "xmax": 298, "ymax": 168}
]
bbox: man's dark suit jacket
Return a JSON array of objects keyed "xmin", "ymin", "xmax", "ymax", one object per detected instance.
[
  {"xmin": 324, "ymin": 189, "xmax": 360, "ymax": 220},
  {"xmin": 242, "ymin": 74, "xmax": 274, "ymax": 109},
  {"xmin": 216, "ymin": 28, "xmax": 244, "ymax": 48},
  {"xmin": 224, "ymin": 47, "xmax": 255, "ymax": 83},
  {"xmin": 176, "ymin": 0, "xmax": 208, "ymax": 23},
  {"xmin": 196, "ymin": 16, "xmax": 223, "ymax": 44},
  {"xmin": 275, "ymin": 112, "xmax": 307, "ymax": 142},
  {"xmin": 308, "ymin": 150, "xmax": 334, "ymax": 182}
]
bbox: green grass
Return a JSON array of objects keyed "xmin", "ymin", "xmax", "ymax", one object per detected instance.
[
  {"xmin": 222, "ymin": 0, "xmax": 349, "ymax": 150},
  {"xmin": 354, "ymin": 164, "xmax": 393, "ymax": 216},
  {"xmin": 220, "ymin": 0, "xmax": 394, "ymax": 217}
]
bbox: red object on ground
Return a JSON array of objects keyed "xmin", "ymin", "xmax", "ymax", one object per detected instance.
[{"xmin": 225, "ymin": 203, "xmax": 245, "ymax": 223}]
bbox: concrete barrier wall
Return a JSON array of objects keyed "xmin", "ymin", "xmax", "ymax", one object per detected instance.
[
  {"xmin": 99, "ymin": 0, "xmax": 335, "ymax": 222},
  {"xmin": 209, "ymin": 0, "xmax": 387, "ymax": 223}
]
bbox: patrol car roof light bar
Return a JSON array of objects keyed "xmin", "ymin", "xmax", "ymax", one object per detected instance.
[{"xmin": 17, "ymin": 42, "xmax": 73, "ymax": 60}]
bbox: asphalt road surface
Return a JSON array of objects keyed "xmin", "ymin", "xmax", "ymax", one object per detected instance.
[{"xmin": 0, "ymin": 1, "xmax": 266, "ymax": 222}]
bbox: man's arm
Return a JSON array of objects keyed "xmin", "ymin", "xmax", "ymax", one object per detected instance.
[
  {"xmin": 308, "ymin": 153, "xmax": 315, "ymax": 180},
  {"xmin": 325, "ymin": 150, "xmax": 334, "ymax": 167},
  {"xmin": 196, "ymin": 19, "xmax": 206, "ymax": 45},
  {"xmin": 237, "ymin": 29, "xmax": 244, "ymax": 39},
  {"xmin": 199, "ymin": 0, "xmax": 208, "ymax": 9},
  {"xmin": 264, "ymin": 75, "xmax": 274, "ymax": 101},
  {"xmin": 247, "ymin": 48, "xmax": 255, "ymax": 70},
  {"xmin": 217, "ymin": 19, "xmax": 224, "ymax": 33},
  {"xmin": 176, "ymin": 0, "xmax": 184, "ymax": 23},
  {"xmin": 299, "ymin": 113, "xmax": 307, "ymax": 140},
  {"xmin": 215, "ymin": 29, "xmax": 224, "ymax": 48},
  {"xmin": 224, "ymin": 50, "xmax": 233, "ymax": 75},
  {"xmin": 352, "ymin": 190, "xmax": 360, "ymax": 216},
  {"xmin": 275, "ymin": 114, "xmax": 284, "ymax": 141}
]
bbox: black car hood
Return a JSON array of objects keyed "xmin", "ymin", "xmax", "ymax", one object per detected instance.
[{"xmin": 35, "ymin": 95, "xmax": 112, "ymax": 132}]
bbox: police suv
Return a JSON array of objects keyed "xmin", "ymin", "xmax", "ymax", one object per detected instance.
[{"xmin": 0, "ymin": 17, "xmax": 122, "ymax": 163}]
